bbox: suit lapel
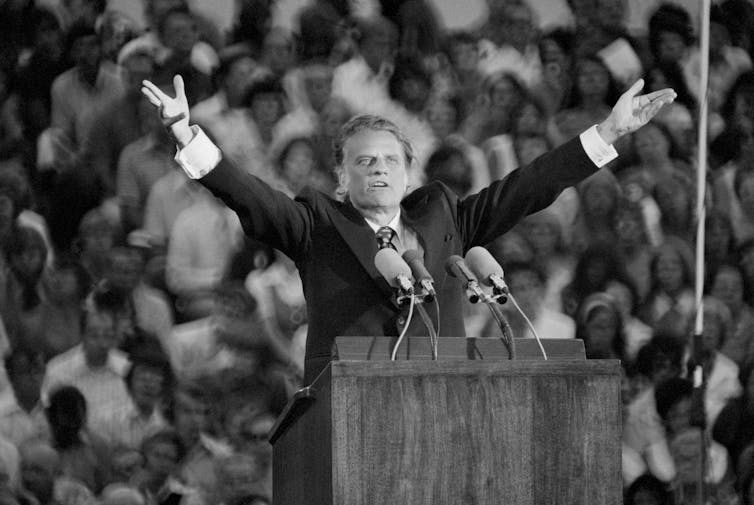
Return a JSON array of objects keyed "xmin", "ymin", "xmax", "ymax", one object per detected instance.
[
  {"xmin": 401, "ymin": 193, "xmax": 452, "ymax": 281},
  {"xmin": 329, "ymin": 200, "xmax": 399, "ymax": 307}
]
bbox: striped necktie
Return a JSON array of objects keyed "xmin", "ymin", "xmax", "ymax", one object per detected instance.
[{"xmin": 375, "ymin": 226, "xmax": 397, "ymax": 251}]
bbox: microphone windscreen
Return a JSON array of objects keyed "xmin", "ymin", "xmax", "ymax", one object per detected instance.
[
  {"xmin": 375, "ymin": 248, "xmax": 412, "ymax": 288},
  {"xmin": 402, "ymin": 249, "xmax": 433, "ymax": 282},
  {"xmin": 465, "ymin": 247, "xmax": 504, "ymax": 287},
  {"xmin": 444, "ymin": 255, "xmax": 465, "ymax": 279}
]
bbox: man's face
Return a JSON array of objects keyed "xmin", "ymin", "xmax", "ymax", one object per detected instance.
[
  {"xmin": 82, "ymin": 311, "xmax": 117, "ymax": 368},
  {"xmin": 174, "ymin": 391, "xmax": 210, "ymax": 446},
  {"xmin": 162, "ymin": 13, "xmax": 197, "ymax": 55},
  {"xmin": 340, "ymin": 130, "xmax": 409, "ymax": 215},
  {"xmin": 123, "ymin": 55, "xmax": 155, "ymax": 95},
  {"xmin": 71, "ymin": 35, "xmax": 100, "ymax": 72},
  {"xmin": 144, "ymin": 441, "xmax": 178, "ymax": 478},
  {"xmin": 507, "ymin": 269, "xmax": 543, "ymax": 315},
  {"xmin": 130, "ymin": 365, "xmax": 165, "ymax": 411},
  {"xmin": 107, "ymin": 249, "xmax": 143, "ymax": 292}
]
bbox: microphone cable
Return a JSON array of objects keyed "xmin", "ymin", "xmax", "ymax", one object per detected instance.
[
  {"xmin": 391, "ymin": 294, "xmax": 416, "ymax": 361},
  {"xmin": 415, "ymin": 303, "xmax": 438, "ymax": 359},
  {"xmin": 508, "ymin": 293, "xmax": 547, "ymax": 360}
]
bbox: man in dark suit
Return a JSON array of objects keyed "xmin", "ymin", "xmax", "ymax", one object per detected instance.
[{"xmin": 142, "ymin": 76, "xmax": 675, "ymax": 384}]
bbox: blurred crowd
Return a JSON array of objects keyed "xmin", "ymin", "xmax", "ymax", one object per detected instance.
[{"xmin": 0, "ymin": 0, "xmax": 753, "ymax": 503}]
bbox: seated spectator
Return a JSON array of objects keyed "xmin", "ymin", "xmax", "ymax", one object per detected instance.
[
  {"xmin": 652, "ymin": 171, "xmax": 695, "ymax": 244},
  {"xmin": 656, "ymin": 377, "xmax": 735, "ymax": 503},
  {"xmin": 151, "ymin": 7, "xmax": 212, "ymax": 106},
  {"xmin": 130, "ymin": 429, "xmax": 199, "ymax": 505},
  {"xmin": 37, "ymin": 256, "xmax": 91, "ymax": 360},
  {"xmin": 97, "ymin": 349, "xmax": 173, "ymax": 450},
  {"xmin": 13, "ymin": 8, "xmax": 68, "ymax": 161},
  {"xmin": 18, "ymin": 440, "xmax": 60, "ymax": 505},
  {"xmin": 45, "ymin": 385, "xmax": 112, "ymax": 494},
  {"xmin": 215, "ymin": 453, "xmax": 270, "ymax": 505},
  {"xmin": 423, "ymin": 142, "xmax": 474, "ymax": 198},
  {"xmin": 606, "ymin": 280, "xmax": 653, "ymax": 363},
  {"xmin": 638, "ymin": 237, "xmax": 696, "ymax": 340},
  {"xmin": 165, "ymin": 193, "xmax": 243, "ymax": 319},
  {"xmin": 477, "ymin": 0, "xmax": 541, "ymax": 89},
  {"xmin": 105, "ymin": 246, "xmax": 173, "ymax": 345},
  {"xmin": 166, "ymin": 381, "xmax": 231, "ymax": 504},
  {"xmin": 48, "ymin": 21, "xmax": 124, "ymax": 176},
  {"xmin": 500, "ymin": 260, "xmax": 575, "ymax": 340},
  {"xmin": 75, "ymin": 208, "xmax": 120, "ymax": 283},
  {"xmin": 118, "ymin": 0, "xmax": 219, "ymax": 77},
  {"xmin": 561, "ymin": 242, "xmax": 633, "ymax": 318},
  {"xmin": 624, "ymin": 121, "xmax": 692, "ymax": 191},
  {"xmin": 190, "ymin": 46, "xmax": 273, "ymax": 185},
  {"xmin": 713, "ymin": 361, "xmax": 754, "ymax": 478},
  {"xmin": 84, "ymin": 47, "xmax": 157, "ymax": 198},
  {"xmin": 521, "ymin": 210, "xmax": 575, "ymax": 313},
  {"xmin": 141, "ymin": 154, "xmax": 209, "ymax": 252},
  {"xmin": 272, "ymin": 136, "xmax": 334, "ymax": 197},
  {"xmin": 710, "ymin": 263, "xmax": 754, "ymax": 366},
  {"xmin": 244, "ymin": 77, "xmax": 287, "ymax": 156},
  {"xmin": 3, "ymin": 226, "xmax": 48, "ymax": 349},
  {"xmin": 692, "ymin": 296, "xmax": 743, "ymax": 426},
  {"xmin": 614, "ymin": 199, "xmax": 654, "ymax": 301},
  {"xmin": 705, "ymin": 210, "xmax": 737, "ymax": 286},
  {"xmin": 1, "ymin": 347, "xmax": 48, "ymax": 448},
  {"xmin": 571, "ymin": 169, "xmax": 622, "ymax": 252},
  {"xmin": 554, "ymin": 56, "xmax": 620, "ymax": 143},
  {"xmin": 164, "ymin": 283, "xmax": 290, "ymax": 381},
  {"xmin": 576, "ymin": 292, "xmax": 626, "ymax": 360},
  {"xmin": 41, "ymin": 285, "xmax": 131, "ymax": 437},
  {"xmin": 643, "ymin": 62, "xmax": 696, "ymax": 151},
  {"xmin": 624, "ymin": 334, "xmax": 686, "ymax": 483}
]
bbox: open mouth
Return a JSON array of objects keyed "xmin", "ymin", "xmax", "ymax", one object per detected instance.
[{"xmin": 368, "ymin": 181, "xmax": 389, "ymax": 190}]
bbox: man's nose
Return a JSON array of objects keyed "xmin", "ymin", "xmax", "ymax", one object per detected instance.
[{"xmin": 370, "ymin": 158, "xmax": 389, "ymax": 174}]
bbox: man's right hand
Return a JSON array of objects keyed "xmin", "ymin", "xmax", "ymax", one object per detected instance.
[{"xmin": 141, "ymin": 75, "xmax": 193, "ymax": 148}]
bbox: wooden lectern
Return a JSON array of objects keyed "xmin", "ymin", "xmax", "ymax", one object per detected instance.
[{"xmin": 270, "ymin": 338, "xmax": 622, "ymax": 505}]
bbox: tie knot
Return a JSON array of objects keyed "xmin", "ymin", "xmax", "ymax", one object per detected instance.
[{"xmin": 375, "ymin": 226, "xmax": 397, "ymax": 250}]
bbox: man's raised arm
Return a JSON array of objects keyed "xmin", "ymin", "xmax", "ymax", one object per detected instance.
[{"xmin": 141, "ymin": 75, "xmax": 313, "ymax": 261}]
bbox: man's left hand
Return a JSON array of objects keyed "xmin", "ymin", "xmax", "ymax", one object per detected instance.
[{"xmin": 597, "ymin": 78, "xmax": 677, "ymax": 145}]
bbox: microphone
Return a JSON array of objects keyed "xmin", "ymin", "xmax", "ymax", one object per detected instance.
[
  {"xmin": 445, "ymin": 255, "xmax": 485, "ymax": 303},
  {"xmin": 402, "ymin": 250, "xmax": 436, "ymax": 302},
  {"xmin": 375, "ymin": 248, "xmax": 414, "ymax": 295},
  {"xmin": 465, "ymin": 246, "xmax": 509, "ymax": 303}
]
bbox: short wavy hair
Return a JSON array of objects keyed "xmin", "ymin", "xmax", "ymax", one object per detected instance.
[{"xmin": 333, "ymin": 114, "xmax": 415, "ymax": 169}]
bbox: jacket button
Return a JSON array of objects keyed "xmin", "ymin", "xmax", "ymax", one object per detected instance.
[{"xmin": 397, "ymin": 316, "xmax": 406, "ymax": 326}]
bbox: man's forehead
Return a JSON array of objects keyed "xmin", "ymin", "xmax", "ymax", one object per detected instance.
[{"xmin": 343, "ymin": 129, "xmax": 403, "ymax": 155}]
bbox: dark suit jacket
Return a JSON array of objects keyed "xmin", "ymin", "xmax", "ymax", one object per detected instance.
[{"xmin": 200, "ymin": 136, "xmax": 598, "ymax": 383}]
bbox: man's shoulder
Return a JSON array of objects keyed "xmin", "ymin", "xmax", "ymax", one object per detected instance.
[
  {"xmin": 46, "ymin": 345, "xmax": 84, "ymax": 374},
  {"xmin": 402, "ymin": 180, "xmax": 457, "ymax": 207},
  {"xmin": 119, "ymin": 135, "xmax": 152, "ymax": 161},
  {"xmin": 51, "ymin": 69, "xmax": 76, "ymax": 93}
]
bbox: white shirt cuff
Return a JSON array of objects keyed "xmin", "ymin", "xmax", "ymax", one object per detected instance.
[
  {"xmin": 579, "ymin": 124, "xmax": 618, "ymax": 168},
  {"xmin": 174, "ymin": 125, "xmax": 222, "ymax": 179}
]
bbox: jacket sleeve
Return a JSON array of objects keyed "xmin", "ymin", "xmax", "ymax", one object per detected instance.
[
  {"xmin": 456, "ymin": 135, "xmax": 598, "ymax": 250},
  {"xmin": 174, "ymin": 127, "xmax": 314, "ymax": 262}
]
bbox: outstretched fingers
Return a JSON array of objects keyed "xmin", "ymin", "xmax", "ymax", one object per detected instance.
[
  {"xmin": 141, "ymin": 85, "xmax": 162, "ymax": 108},
  {"xmin": 173, "ymin": 75, "xmax": 186, "ymax": 101},
  {"xmin": 625, "ymin": 78, "xmax": 646, "ymax": 98},
  {"xmin": 141, "ymin": 79, "xmax": 172, "ymax": 104},
  {"xmin": 641, "ymin": 88, "xmax": 677, "ymax": 105}
]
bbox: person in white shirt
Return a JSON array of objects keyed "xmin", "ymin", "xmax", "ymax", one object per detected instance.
[{"xmin": 41, "ymin": 285, "xmax": 132, "ymax": 437}]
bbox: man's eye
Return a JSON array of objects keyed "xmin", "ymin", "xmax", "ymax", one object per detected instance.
[{"xmin": 357, "ymin": 158, "xmax": 372, "ymax": 166}]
